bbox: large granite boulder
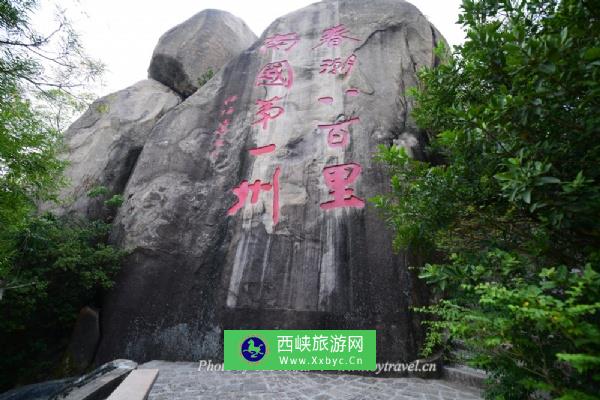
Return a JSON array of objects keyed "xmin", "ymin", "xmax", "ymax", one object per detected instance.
[
  {"xmin": 95, "ymin": 0, "xmax": 445, "ymax": 363},
  {"xmin": 56, "ymin": 79, "xmax": 181, "ymax": 220},
  {"xmin": 148, "ymin": 9, "xmax": 257, "ymax": 98}
]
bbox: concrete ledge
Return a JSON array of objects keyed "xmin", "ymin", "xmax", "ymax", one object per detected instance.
[
  {"xmin": 443, "ymin": 364, "xmax": 487, "ymax": 389},
  {"xmin": 107, "ymin": 369, "xmax": 159, "ymax": 400},
  {"xmin": 52, "ymin": 360, "xmax": 137, "ymax": 400}
]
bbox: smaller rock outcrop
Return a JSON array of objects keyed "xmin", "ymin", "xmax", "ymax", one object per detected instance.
[
  {"xmin": 66, "ymin": 307, "xmax": 101, "ymax": 375},
  {"xmin": 56, "ymin": 79, "xmax": 180, "ymax": 220},
  {"xmin": 148, "ymin": 9, "xmax": 257, "ymax": 97}
]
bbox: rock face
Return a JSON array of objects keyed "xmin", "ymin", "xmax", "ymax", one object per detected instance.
[
  {"xmin": 94, "ymin": 0, "xmax": 444, "ymax": 363},
  {"xmin": 56, "ymin": 79, "xmax": 181, "ymax": 220},
  {"xmin": 148, "ymin": 10, "xmax": 257, "ymax": 98},
  {"xmin": 67, "ymin": 307, "xmax": 101, "ymax": 374}
]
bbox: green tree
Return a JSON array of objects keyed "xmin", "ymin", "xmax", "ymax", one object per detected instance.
[
  {"xmin": 374, "ymin": 0, "xmax": 600, "ymax": 398},
  {"xmin": 1, "ymin": 0, "xmax": 103, "ymax": 244},
  {"xmin": 1, "ymin": 0, "xmax": 123, "ymax": 390},
  {"xmin": 0, "ymin": 0, "xmax": 103, "ymax": 94},
  {"xmin": 0, "ymin": 77, "xmax": 64, "ymax": 235},
  {"xmin": 0, "ymin": 214, "xmax": 125, "ymax": 389},
  {"xmin": 1, "ymin": 0, "xmax": 104, "ymax": 275}
]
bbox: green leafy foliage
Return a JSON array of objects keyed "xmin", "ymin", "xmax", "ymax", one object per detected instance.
[
  {"xmin": 197, "ymin": 68, "xmax": 214, "ymax": 88},
  {"xmin": 87, "ymin": 186, "xmax": 124, "ymax": 208},
  {"xmin": 0, "ymin": 78, "xmax": 65, "ymax": 234},
  {"xmin": 1, "ymin": 0, "xmax": 104, "ymax": 267},
  {"xmin": 104, "ymin": 194, "xmax": 123, "ymax": 208},
  {"xmin": 0, "ymin": 213, "xmax": 126, "ymax": 389},
  {"xmin": 374, "ymin": 0, "xmax": 600, "ymax": 398},
  {"xmin": 1, "ymin": 0, "xmax": 123, "ymax": 391},
  {"xmin": 87, "ymin": 185, "xmax": 109, "ymax": 198}
]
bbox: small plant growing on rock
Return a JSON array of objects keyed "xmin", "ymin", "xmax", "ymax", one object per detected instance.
[{"xmin": 197, "ymin": 68, "xmax": 214, "ymax": 88}]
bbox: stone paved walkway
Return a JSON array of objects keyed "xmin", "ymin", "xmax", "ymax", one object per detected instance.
[{"xmin": 142, "ymin": 361, "xmax": 482, "ymax": 400}]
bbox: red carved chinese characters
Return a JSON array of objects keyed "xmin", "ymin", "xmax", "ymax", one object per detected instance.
[
  {"xmin": 210, "ymin": 96, "xmax": 238, "ymax": 159},
  {"xmin": 313, "ymin": 24, "xmax": 365, "ymax": 210},
  {"xmin": 319, "ymin": 54, "xmax": 357, "ymax": 76},
  {"xmin": 220, "ymin": 95, "xmax": 238, "ymax": 116},
  {"xmin": 320, "ymin": 163, "xmax": 365, "ymax": 210},
  {"xmin": 224, "ymin": 95, "xmax": 238, "ymax": 104},
  {"xmin": 313, "ymin": 24, "xmax": 359, "ymax": 49},
  {"xmin": 224, "ymin": 26, "xmax": 368, "ymax": 223},
  {"xmin": 253, "ymin": 96, "xmax": 284, "ymax": 130},
  {"xmin": 316, "ymin": 88, "xmax": 360, "ymax": 105},
  {"xmin": 256, "ymin": 60, "xmax": 294, "ymax": 89},
  {"xmin": 226, "ymin": 41, "xmax": 296, "ymax": 225},
  {"xmin": 261, "ymin": 33, "xmax": 300, "ymax": 52},
  {"xmin": 249, "ymin": 144, "xmax": 276, "ymax": 156},
  {"xmin": 227, "ymin": 167, "xmax": 281, "ymax": 225},
  {"xmin": 318, "ymin": 117, "xmax": 359, "ymax": 148},
  {"xmin": 215, "ymin": 119, "xmax": 230, "ymax": 135}
]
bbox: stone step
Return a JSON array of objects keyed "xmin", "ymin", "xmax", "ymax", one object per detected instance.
[
  {"xmin": 443, "ymin": 364, "xmax": 488, "ymax": 389},
  {"xmin": 107, "ymin": 369, "xmax": 159, "ymax": 400}
]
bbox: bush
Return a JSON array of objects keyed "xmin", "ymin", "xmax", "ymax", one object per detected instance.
[
  {"xmin": 197, "ymin": 68, "xmax": 214, "ymax": 88},
  {"xmin": 373, "ymin": 0, "xmax": 600, "ymax": 398},
  {"xmin": 0, "ymin": 213, "xmax": 125, "ymax": 390},
  {"xmin": 0, "ymin": 0, "xmax": 118, "ymax": 391}
]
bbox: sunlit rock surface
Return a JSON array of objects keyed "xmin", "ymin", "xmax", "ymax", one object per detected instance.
[
  {"xmin": 148, "ymin": 9, "xmax": 257, "ymax": 97},
  {"xmin": 55, "ymin": 79, "xmax": 181, "ymax": 221},
  {"xmin": 88, "ymin": 0, "xmax": 445, "ymax": 363}
]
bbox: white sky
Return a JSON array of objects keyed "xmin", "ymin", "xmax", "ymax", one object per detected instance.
[{"xmin": 36, "ymin": 0, "xmax": 465, "ymax": 97}]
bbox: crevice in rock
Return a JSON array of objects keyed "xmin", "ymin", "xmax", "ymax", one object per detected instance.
[
  {"xmin": 114, "ymin": 145, "xmax": 143, "ymax": 196},
  {"xmin": 92, "ymin": 145, "xmax": 143, "ymax": 224},
  {"xmin": 430, "ymin": 24, "xmax": 444, "ymax": 68},
  {"xmin": 403, "ymin": 28, "xmax": 419, "ymax": 74},
  {"xmin": 353, "ymin": 23, "xmax": 404, "ymax": 54}
]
